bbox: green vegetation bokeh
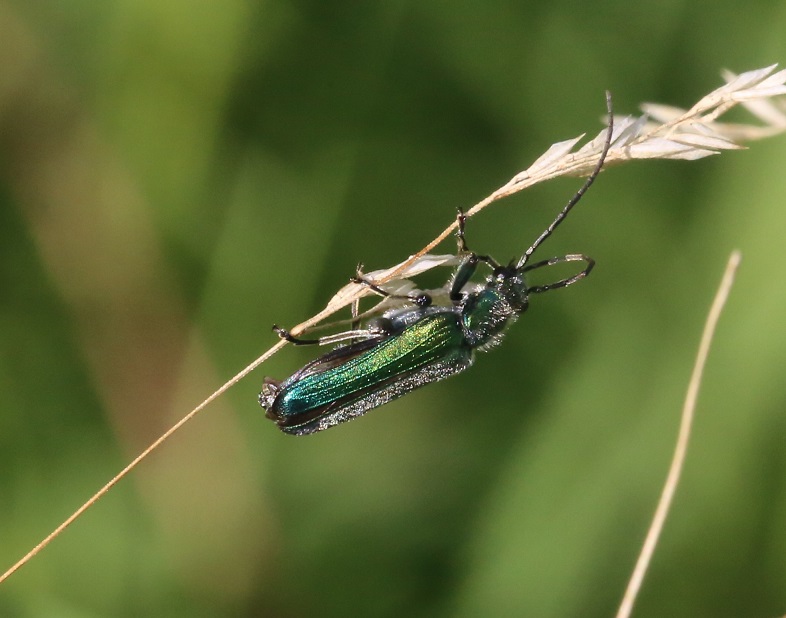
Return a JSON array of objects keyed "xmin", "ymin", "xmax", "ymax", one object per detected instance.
[{"xmin": 2, "ymin": 1, "xmax": 786, "ymax": 616}]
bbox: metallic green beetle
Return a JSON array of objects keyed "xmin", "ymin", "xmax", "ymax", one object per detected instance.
[{"xmin": 260, "ymin": 101, "xmax": 613, "ymax": 435}]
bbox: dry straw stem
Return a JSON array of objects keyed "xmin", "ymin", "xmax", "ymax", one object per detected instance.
[
  {"xmin": 1, "ymin": 65, "xmax": 784, "ymax": 585},
  {"xmin": 315, "ymin": 64, "xmax": 786, "ymax": 334},
  {"xmin": 615, "ymin": 251, "xmax": 742, "ymax": 618}
]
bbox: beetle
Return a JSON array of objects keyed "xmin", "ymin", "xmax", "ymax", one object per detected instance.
[{"xmin": 260, "ymin": 99, "xmax": 613, "ymax": 435}]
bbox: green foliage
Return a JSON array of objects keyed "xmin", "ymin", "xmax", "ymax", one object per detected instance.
[{"xmin": 1, "ymin": 1, "xmax": 786, "ymax": 616}]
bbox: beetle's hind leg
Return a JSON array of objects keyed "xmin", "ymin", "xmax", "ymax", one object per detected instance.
[
  {"xmin": 352, "ymin": 264, "xmax": 432, "ymax": 308},
  {"xmin": 271, "ymin": 325, "xmax": 323, "ymax": 346},
  {"xmin": 272, "ymin": 323, "xmax": 387, "ymax": 347}
]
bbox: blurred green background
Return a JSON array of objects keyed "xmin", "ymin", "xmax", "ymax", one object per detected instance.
[{"xmin": 2, "ymin": 1, "xmax": 786, "ymax": 616}]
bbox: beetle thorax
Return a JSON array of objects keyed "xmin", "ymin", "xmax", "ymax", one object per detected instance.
[{"xmin": 460, "ymin": 268, "xmax": 528, "ymax": 350}]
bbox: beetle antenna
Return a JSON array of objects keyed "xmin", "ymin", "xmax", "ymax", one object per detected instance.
[{"xmin": 517, "ymin": 91, "xmax": 614, "ymax": 270}]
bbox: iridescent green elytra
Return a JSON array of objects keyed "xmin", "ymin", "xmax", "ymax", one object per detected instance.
[
  {"xmin": 260, "ymin": 96, "xmax": 613, "ymax": 435},
  {"xmin": 261, "ymin": 313, "xmax": 472, "ymax": 433}
]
